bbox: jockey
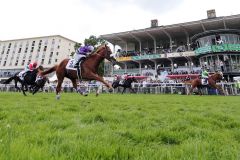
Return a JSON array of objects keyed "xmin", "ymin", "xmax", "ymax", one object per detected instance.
[
  {"xmin": 73, "ymin": 45, "xmax": 94, "ymax": 68},
  {"xmin": 27, "ymin": 61, "xmax": 38, "ymax": 71},
  {"xmin": 201, "ymin": 68, "xmax": 209, "ymax": 85},
  {"xmin": 18, "ymin": 62, "xmax": 38, "ymax": 80},
  {"xmin": 119, "ymin": 73, "xmax": 129, "ymax": 85}
]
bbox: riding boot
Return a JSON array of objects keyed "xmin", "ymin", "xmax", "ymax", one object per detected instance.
[
  {"xmin": 74, "ymin": 60, "xmax": 80, "ymax": 68},
  {"xmin": 74, "ymin": 57, "xmax": 86, "ymax": 68}
]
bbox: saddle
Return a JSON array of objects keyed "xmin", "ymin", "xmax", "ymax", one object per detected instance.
[
  {"xmin": 201, "ymin": 78, "xmax": 208, "ymax": 85},
  {"xmin": 66, "ymin": 59, "xmax": 82, "ymax": 81}
]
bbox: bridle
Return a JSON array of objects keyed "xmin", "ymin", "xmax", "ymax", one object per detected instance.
[{"xmin": 95, "ymin": 46, "xmax": 112, "ymax": 59}]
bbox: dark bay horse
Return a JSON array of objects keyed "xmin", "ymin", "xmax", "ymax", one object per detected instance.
[
  {"xmin": 186, "ymin": 71, "xmax": 225, "ymax": 95},
  {"xmin": 39, "ymin": 44, "xmax": 116, "ymax": 99},
  {"xmin": 1, "ymin": 66, "xmax": 47, "ymax": 96},
  {"xmin": 112, "ymin": 77, "xmax": 137, "ymax": 94}
]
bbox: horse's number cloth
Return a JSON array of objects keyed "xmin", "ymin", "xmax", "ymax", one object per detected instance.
[{"xmin": 66, "ymin": 59, "xmax": 77, "ymax": 70}]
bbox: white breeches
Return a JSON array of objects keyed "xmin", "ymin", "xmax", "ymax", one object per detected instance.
[{"xmin": 73, "ymin": 54, "xmax": 86, "ymax": 66}]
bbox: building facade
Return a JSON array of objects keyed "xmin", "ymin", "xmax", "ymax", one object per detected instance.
[
  {"xmin": 0, "ymin": 35, "xmax": 76, "ymax": 78},
  {"xmin": 101, "ymin": 11, "xmax": 240, "ymax": 80}
]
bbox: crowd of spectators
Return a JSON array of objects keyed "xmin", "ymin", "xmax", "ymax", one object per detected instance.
[
  {"xmin": 168, "ymin": 70, "xmax": 201, "ymax": 75},
  {"xmin": 116, "ymin": 44, "xmax": 191, "ymax": 58}
]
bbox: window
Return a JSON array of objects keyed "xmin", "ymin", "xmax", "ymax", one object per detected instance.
[
  {"xmin": 8, "ymin": 43, "xmax": 12, "ymax": 48},
  {"xmin": 52, "ymin": 39, "xmax": 55, "ymax": 44},
  {"xmin": 41, "ymin": 59, "xmax": 44, "ymax": 64},
  {"xmin": 57, "ymin": 45, "xmax": 60, "ymax": 49},
  {"xmin": 15, "ymin": 60, "xmax": 18, "ymax": 66},
  {"xmin": 39, "ymin": 40, "xmax": 42, "ymax": 45},
  {"xmin": 3, "ymin": 61, "xmax": 6, "ymax": 66},
  {"xmin": 50, "ymin": 52, "xmax": 53, "ymax": 57},
  {"xmin": 44, "ymin": 40, "xmax": 48, "ymax": 45},
  {"xmin": 32, "ymin": 41, "xmax": 35, "ymax": 46},
  {"xmin": 25, "ymin": 47, "xmax": 28, "ymax": 53},
  {"xmin": 56, "ymin": 52, "xmax": 59, "ymax": 56},
  {"xmin": 30, "ymin": 47, "xmax": 34, "ymax": 52},
  {"xmin": 21, "ymin": 60, "xmax": 25, "ymax": 66},
  {"xmin": 18, "ymin": 48, "xmax": 22, "ymax": 53},
  {"xmin": 48, "ymin": 59, "xmax": 51, "ymax": 64},
  {"xmin": 43, "ymin": 46, "xmax": 47, "ymax": 51},
  {"xmin": 55, "ymin": 59, "xmax": 58, "ymax": 62}
]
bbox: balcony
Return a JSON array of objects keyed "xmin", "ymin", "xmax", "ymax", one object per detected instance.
[{"xmin": 195, "ymin": 44, "xmax": 240, "ymax": 55}]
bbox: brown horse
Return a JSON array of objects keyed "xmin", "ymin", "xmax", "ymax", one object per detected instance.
[
  {"xmin": 39, "ymin": 44, "xmax": 116, "ymax": 99},
  {"xmin": 186, "ymin": 71, "xmax": 225, "ymax": 95}
]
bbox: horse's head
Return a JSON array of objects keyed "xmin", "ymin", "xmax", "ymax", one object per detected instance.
[
  {"xmin": 211, "ymin": 71, "xmax": 224, "ymax": 81},
  {"xmin": 37, "ymin": 65, "xmax": 44, "ymax": 71},
  {"xmin": 131, "ymin": 77, "xmax": 138, "ymax": 83},
  {"xmin": 95, "ymin": 44, "xmax": 116, "ymax": 64}
]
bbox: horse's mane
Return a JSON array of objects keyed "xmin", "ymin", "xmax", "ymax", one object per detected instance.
[{"xmin": 93, "ymin": 44, "xmax": 106, "ymax": 54}]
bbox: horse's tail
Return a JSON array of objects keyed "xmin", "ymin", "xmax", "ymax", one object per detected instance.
[
  {"xmin": 40, "ymin": 65, "xmax": 58, "ymax": 76},
  {"xmin": 2, "ymin": 76, "xmax": 15, "ymax": 84}
]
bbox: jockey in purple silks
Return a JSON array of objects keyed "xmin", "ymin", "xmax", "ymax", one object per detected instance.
[{"xmin": 73, "ymin": 45, "xmax": 94, "ymax": 68}]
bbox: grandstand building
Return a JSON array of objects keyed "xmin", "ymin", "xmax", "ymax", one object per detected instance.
[
  {"xmin": 101, "ymin": 10, "xmax": 240, "ymax": 80},
  {"xmin": 0, "ymin": 35, "xmax": 76, "ymax": 79}
]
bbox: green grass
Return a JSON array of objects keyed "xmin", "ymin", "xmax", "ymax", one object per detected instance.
[{"xmin": 0, "ymin": 92, "xmax": 240, "ymax": 160}]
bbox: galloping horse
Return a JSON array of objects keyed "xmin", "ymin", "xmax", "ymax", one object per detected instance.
[
  {"xmin": 1, "ymin": 66, "xmax": 46, "ymax": 96},
  {"xmin": 186, "ymin": 71, "xmax": 225, "ymax": 95},
  {"xmin": 38, "ymin": 44, "xmax": 116, "ymax": 99},
  {"xmin": 112, "ymin": 77, "xmax": 137, "ymax": 94}
]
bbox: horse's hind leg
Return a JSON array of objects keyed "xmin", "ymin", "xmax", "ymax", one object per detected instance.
[
  {"xmin": 71, "ymin": 79, "xmax": 78, "ymax": 92},
  {"xmin": 56, "ymin": 77, "xmax": 64, "ymax": 100}
]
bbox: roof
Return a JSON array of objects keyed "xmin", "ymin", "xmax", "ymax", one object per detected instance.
[
  {"xmin": 0, "ymin": 35, "xmax": 77, "ymax": 43},
  {"xmin": 191, "ymin": 29, "xmax": 240, "ymax": 41},
  {"xmin": 100, "ymin": 14, "xmax": 240, "ymax": 45}
]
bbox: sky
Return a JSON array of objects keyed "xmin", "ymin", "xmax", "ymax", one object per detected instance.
[{"xmin": 0, "ymin": 0, "xmax": 240, "ymax": 44}]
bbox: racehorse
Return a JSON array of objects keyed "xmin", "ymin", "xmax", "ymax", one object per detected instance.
[
  {"xmin": 32, "ymin": 76, "xmax": 49, "ymax": 95},
  {"xmin": 2, "ymin": 66, "xmax": 46, "ymax": 96},
  {"xmin": 112, "ymin": 76, "xmax": 138, "ymax": 94},
  {"xmin": 38, "ymin": 44, "xmax": 116, "ymax": 99},
  {"xmin": 186, "ymin": 71, "xmax": 225, "ymax": 95}
]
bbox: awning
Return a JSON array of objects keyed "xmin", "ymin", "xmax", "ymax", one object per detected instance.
[{"xmin": 167, "ymin": 74, "xmax": 199, "ymax": 79}]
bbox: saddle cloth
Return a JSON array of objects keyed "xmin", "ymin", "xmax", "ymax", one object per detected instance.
[{"xmin": 66, "ymin": 59, "xmax": 77, "ymax": 71}]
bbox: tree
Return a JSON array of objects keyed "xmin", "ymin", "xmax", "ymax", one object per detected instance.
[
  {"xmin": 84, "ymin": 35, "xmax": 107, "ymax": 76},
  {"xmin": 84, "ymin": 35, "xmax": 107, "ymax": 47},
  {"xmin": 70, "ymin": 42, "xmax": 82, "ymax": 57},
  {"xmin": 74, "ymin": 42, "xmax": 82, "ymax": 50}
]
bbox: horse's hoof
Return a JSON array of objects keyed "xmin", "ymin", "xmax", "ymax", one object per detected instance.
[
  {"xmin": 96, "ymin": 93, "xmax": 99, "ymax": 97},
  {"xmin": 81, "ymin": 92, "xmax": 88, "ymax": 96},
  {"xmin": 56, "ymin": 95, "xmax": 61, "ymax": 100},
  {"xmin": 109, "ymin": 88, "xmax": 113, "ymax": 93}
]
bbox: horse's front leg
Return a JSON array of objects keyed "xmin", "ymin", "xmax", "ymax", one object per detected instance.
[
  {"xmin": 130, "ymin": 87, "xmax": 136, "ymax": 93},
  {"xmin": 122, "ymin": 87, "xmax": 126, "ymax": 94},
  {"xmin": 14, "ymin": 80, "xmax": 21, "ymax": 91},
  {"xmin": 90, "ymin": 74, "xmax": 113, "ymax": 93},
  {"xmin": 21, "ymin": 83, "xmax": 27, "ymax": 96},
  {"xmin": 188, "ymin": 87, "xmax": 193, "ymax": 95},
  {"xmin": 215, "ymin": 84, "xmax": 225, "ymax": 95},
  {"xmin": 95, "ymin": 86, "xmax": 100, "ymax": 97}
]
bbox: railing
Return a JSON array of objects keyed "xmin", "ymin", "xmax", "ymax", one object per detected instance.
[
  {"xmin": 195, "ymin": 44, "xmax": 240, "ymax": 55},
  {"xmin": 1, "ymin": 83, "xmax": 240, "ymax": 95}
]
